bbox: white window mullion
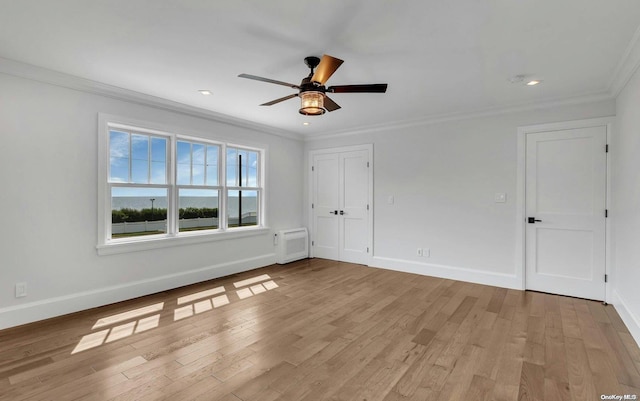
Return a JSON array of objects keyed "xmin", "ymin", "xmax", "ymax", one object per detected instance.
[
  {"xmin": 147, "ymin": 134, "xmax": 151, "ymax": 184},
  {"xmin": 203, "ymin": 145, "xmax": 208, "ymax": 186},
  {"xmin": 221, "ymin": 143, "xmax": 227, "ymax": 230},
  {"xmin": 128, "ymin": 131, "xmax": 133, "ymax": 183},
  {"xmin": 106, "ymin": 182, "xmax": 113, "ymax": 240},
  {"xmin": 168, "ymin": 135, "xmax": 177, "ymax": 236}
]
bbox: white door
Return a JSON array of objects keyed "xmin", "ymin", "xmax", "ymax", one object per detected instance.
[
  {"xmin": 312, "ymin": 148, "xmax": 371, "ymax": 265},
  {"xmin": 313, "ymin": 152, "xmax": 340, "ymax": 260},
  {"xmin": 525, "ymin": 126, "xmax": 607, "ymax": 300}
]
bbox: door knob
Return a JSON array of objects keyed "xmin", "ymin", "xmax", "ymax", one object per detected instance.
[
  {"xmin": 339, "ymin": 210, "xmax": 346, "ymax": 215},
  {"xmin": 330, "ymin": 210, "xmax": 338, "ymax": 215},
  {"xmin": 528, "ymin": 217, "xmax": 542, "ymax": 224}
]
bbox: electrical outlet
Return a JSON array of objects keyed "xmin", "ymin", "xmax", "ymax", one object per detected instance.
[
  {"xmin": 416, "ymin": 248, "xmax": 423, "ymax": 257},
  {"xmin": 15, "ymin": 282, "xmax": 27, "ymax": 298},
  {"xmin": 424, "ymin": 248, "xmax": 430, "ymax": 257}
]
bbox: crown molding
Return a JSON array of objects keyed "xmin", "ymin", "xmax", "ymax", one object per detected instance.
[
  {"xmin": 609, "ymin": 24, "xmax": 640, "ymax": 98},
  {"xmin": 0, "ymin": 57, "xmax": 303, "ymax": 142},
  {"xmin": 304, "ymin": 91, "xmax": 614, "ymax": 141},
  {"xmin": 0, "ymin": 55, "xmax": 623, "ymax": 144}
]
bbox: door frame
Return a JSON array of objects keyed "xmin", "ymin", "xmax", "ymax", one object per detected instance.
[
  {"xmin": 515, "ymin": 117, "xmax": 613, "ymax": 301},
  {"xmin": 307, "ymin": 144, "xmax": 374, "ymax": 265}
]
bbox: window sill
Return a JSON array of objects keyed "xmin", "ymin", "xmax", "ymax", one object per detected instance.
[{"xmin": 97, "ymin": 227, "xmax": 271, "ymax": 256}]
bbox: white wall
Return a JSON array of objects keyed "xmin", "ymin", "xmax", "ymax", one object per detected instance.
[
  {"xmin": 0, "ymin": 73, "xmax": 304, "ymax": 329},
  {"xmin": 612, "ymin": 66, "xmax": 640, "ymax": 343},
  {"xmin": 306, "ymin": 100, "xmax": 615, "ymax": 288}
]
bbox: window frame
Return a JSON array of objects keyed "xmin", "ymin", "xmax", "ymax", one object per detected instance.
[
  {"xmin": 175, "ymin": 137, "xmax": 222, "ymax": 234},
  {"xmin": 225, "ymin": 145, "xmax": 262, "ymax": 229},
  {"xmin": 97, "ymin": 114, "xmax": 268, "ymax": 255}
]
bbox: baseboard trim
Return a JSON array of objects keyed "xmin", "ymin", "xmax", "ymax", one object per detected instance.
[
  {"xmin": 0, "ymin": 253, "xmax": 276, "ymax": 330},
  {"xmin": 369, "ymin": 256, "xmax": 522, "ymax": 290},
  {"xmin": 611, "ymin": 290, "xmax": 640, "ymax": 347}
]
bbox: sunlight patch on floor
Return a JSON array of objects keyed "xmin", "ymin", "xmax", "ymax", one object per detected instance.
[
  {"xmin": 194, "ymin": 299, "xmax": 213, "ymax": 314},
  {"xmin": 250, "ymin": 284, "xmax": 267, "ymax": 294},
  {"xmin": 236, "ymin": 288, "xmax": 254, "ymax": 299},
  {"xmin": 263, "ymin": 280, "xmax": 279, "ymax": 290},
  {"xmin": 72, "ymin": 312, "xmax": 162, "ymax": 354},
  {"xmin": 92, "ymin": 302, "xmax": 164, "ymax": 329},
  {"xmin": 177, "ymin": 286, "xmax": 226, "ymax": 305},
  {"xmin": 105, "ymin": 321, "xmax": 135, "ymax": 343},
  {"xmin": 233, "ymin": 274, "xmax": 271, "ymax": 288},
  {"xmin": 72, "ymin": 273, "xmax": 280, "ymax": 354},
  {"xmin": 212, "ymin": 294, "xmax": 230, "ymax": 308},
  {"xmin": 174, "ymin": 305, "xmax": 194, "ymax": 321},
  {"xmin": 72, "ymin": 329, "xmax": 110, "ymax": 354},
  {"xmin": 135, "ymin": 314, "xmax": 160, "ymax": 334}
]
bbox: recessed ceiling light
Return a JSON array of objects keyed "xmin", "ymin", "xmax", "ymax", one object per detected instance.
[
  {"xmin": 303, "ymin": 122, "xmax": 310, "ymax": 126},
  {"xmin": 526, "ymin": 80, "xmax": 541, "ymax": 86},
  {"xmin": 199, "ymin": 90, "xmax": 212, "ymax": 95}
]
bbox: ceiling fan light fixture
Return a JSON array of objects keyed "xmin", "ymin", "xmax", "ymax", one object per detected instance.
[{"xmin": 299, "ymin": 91, "xmax": 325, "ymax": 115}]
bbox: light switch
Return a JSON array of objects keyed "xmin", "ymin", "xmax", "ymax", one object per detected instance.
[
  {"xmin": 494, "ymin": 193, "xmax": 507, "ymax": 203},
  {"xmin": 387, "ymin": 195, "xmax": 394, "ymax": 205}
]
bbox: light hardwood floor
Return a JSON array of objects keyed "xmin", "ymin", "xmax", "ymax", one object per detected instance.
[{"xmin": 1, "ymin": 259, "xmax": 639, "ymax": 401}]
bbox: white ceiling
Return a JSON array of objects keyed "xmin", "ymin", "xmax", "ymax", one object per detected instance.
[{"xmin": 1, "ymin": 0, "xmax": 639, "ymax": 138}]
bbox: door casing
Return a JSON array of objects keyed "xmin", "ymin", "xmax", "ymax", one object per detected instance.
[
  {"xmin": 308, "ymin": 144, "xmax": 374, "ymax": 265},
  {"xmin": 516, "ymin": 117, "xmax": 613, "ymax": 302}
]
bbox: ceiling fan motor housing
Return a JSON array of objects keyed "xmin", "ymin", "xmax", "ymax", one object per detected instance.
[
  {"xmin": 299, "ymin": 76, "xmax": 326, "ymax": 94},
  {"xmin": 304, "ymin": 56, "xmax": 321, "ymax": 70}
]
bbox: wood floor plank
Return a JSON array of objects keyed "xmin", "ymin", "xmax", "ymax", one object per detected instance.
[
  {"xmin": 434, "ymin": 344, "xmax": 484, "ymax": 401},
  {"xmin": 518, "ymin": 361, "xmax": 545, "ymax": 401},
  {"xmin": 392, "ymin": 324, "xmax": 457, "ymax": 397},
  {"xmin": 620, "ymin": 332, "xmax": 640, "ymax": 374},
  {"xmin": 448, "ymin": 296, "xmax": 479, "ymax": 324},
  {"xmin": 558, "ymin": 297, "xmax": 582, "ymax": 339},
  {"xmin": 598, "ymin": 322, "xmax": 640, "ymax": 388},
  {"xmin": 543, "ymin": 378, "xmax": 571, "ymax": 401},
  {"xmin": 473, "ymin": 317, "xmax": 511, "ymax": 380},
  {"xmin": 0, "ymin": 259, "xmax": 638, "ymax": 401},
  {"xmin": 605, "ymin": 304, "xmax": 632, "ymax": 333},
  {"xmin": 585, "ymin": 346, "xmax": 627, "ymax": 396},
  {"xmin": 463, "ymin": 374, "xmax": 495, "ymax": 401},
  {"xmin": 565, "ymin": 337, "xmax": 598, "ymax": 401},
  {"xmin": 486, "ymin": 287, "xmax": 508, "ymax": 314}
]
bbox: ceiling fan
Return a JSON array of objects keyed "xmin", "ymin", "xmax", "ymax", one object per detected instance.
[{"xmin": 238, "ymin": 54, "xmax": 388, "ymax": 116}]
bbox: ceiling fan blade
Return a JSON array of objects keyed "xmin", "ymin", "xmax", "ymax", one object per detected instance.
[
  {"xmin": 238, "ymin": 74, "xmax": 300, "ymax": 89},
  {"xmin": 260, "ymin": 93, "xmax": 298, "ymax": 106},
  {"xmin": 328, "ymin": 84, "xmax": 388, "ymax": 93},
  {"xmin": 311, "ymin": 55, "xmax": 344, "ymax": 85},
  {"xmin": 323, "ymin": 95, "xmax": 341, "ymax": 112}
]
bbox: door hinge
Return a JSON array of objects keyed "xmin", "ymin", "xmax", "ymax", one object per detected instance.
[
  {"xmin": 312, "ymin": 203, "xmax": 314, "ymax": 209},
  {"xmin": 367, "ymin": 204, "xmax": 369, "ymax": 210},
  {"xmin": 605, "ymin": 209, "xmax": 608, "ymax": 218},
  {"xmin": 605, "ymin": 274, "xmax": 608, "ymax": 283},
  {"xmin": 311, "ymin": 240, "xmax": 314, "ymax": 246},
  {"xmin": 311, "ymin": 166, "xmax": 314, "ymax": 171},
  {"xmin": 606, "ymin": 144, "xmax": 609, "ymax": 153},
  {"xmin": 367, "ymin": 161, "xmax": 370, "ymax": 168},
  {"xmin": 366, "ymin": 247, "xmax": 369, "ymax": 253}
]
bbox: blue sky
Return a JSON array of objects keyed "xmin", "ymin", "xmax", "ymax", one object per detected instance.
[{"xmin": 110, "ymin": 131, "xmax": 258, "ymax": 197}]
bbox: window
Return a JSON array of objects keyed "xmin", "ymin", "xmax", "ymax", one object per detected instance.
[
  {"xmin": 109, "ymin": 130, "xmax": 169, "ymax": 238},
  {"xmin": 226, "ymin": 147, "xmax": 260, "ymax": 228},
  {"xmin": 176, "ymin": 140, "xmax": 220, "ymax": 233},
  {"xmin": 98, "ymin": 115, "xmax": 266, "ymax": 253}
]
